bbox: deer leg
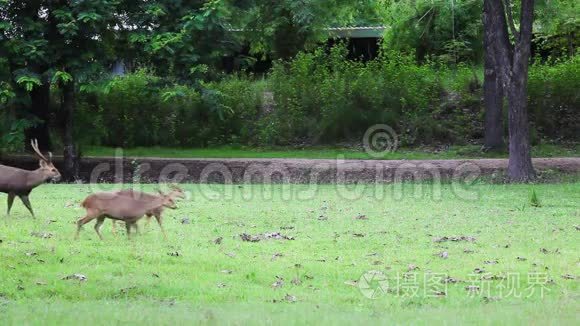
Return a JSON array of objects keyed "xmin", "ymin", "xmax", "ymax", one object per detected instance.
[
  {"xmin": 125, "ymin": 222, "xmax": 132, "ymax": 240},
  {"xmin": 6, "ymin": 193, "xmax": 15, "ymax": 215},
  {"xmin": 133, "ymin": 222, "xmax": 141, "ymax": 235},
  {"xmin": 94, "ymin": 217, "xmax": 105, "ymax": 240},
  {"xmin": 154, "ymin": 213, "xmax": 168, "ymax": 240},
  {"xmin": 19, "ymin": 195, "xmax": 35, "ymax": 217},
  {"xmin": 144, "ymin": 213, "xmax": 153, "ymax": 228},
  {"xmin": 75, "ymin": 211, "xmax": 98, "ymax": 240},
  {"xmin": 111, "ymin": 221, "xmax": 118, "ymax": 236}
]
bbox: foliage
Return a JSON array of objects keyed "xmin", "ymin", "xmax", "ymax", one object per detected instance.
[
  {"xmin": 76, "ymin": 70, "xmax": 264, "ymax": 147},
  {"xmin": 382, "ymin": 0, "xmax": 484, "ymax": 64},
  {"xmin": 534, "ymin": 0, "xmax": 579, "ymax": 58},
  {"xmin": 0, "ymin": 116, "xmax": 37, "ymax": 152},
  {"xmin": 234, "ymin": 0, "xmax": 388, "ymax": 59},
  {"xmin": 1, "ymin": 0, "xmax": 578, "ymax": 151},
  {"xmin": 266, "ymin": 44, "xmax": 454, "ymax": 145},
  {"xmin": 74, "ymin": 49, "xmax": 579, "ymax": 148},
  {"xmin": 528, "ymin": 56, "xmax": 580, "ymax": 140},
  {"xmin": 124, "ymin": 0, "xmax": 237, "ymax": 80}
]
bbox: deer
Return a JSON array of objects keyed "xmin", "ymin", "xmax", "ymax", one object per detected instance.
[
  {"xmin": 0, "ymin": 139, "xmax": 61, "ymax": 217},
  {"xmin": 110, "ymin": 185, "xmax": 186, "ymax": 239},
  {"xmin": 75, "ymin": 189, "xmax": 181, "ymax": 240}
]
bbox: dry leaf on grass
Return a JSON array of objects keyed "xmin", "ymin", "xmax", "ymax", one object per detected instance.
[
  {"xmin": 284, "ymin": 294, "xmax": 297, "ymax": 303},
  {"xmin": 271, "ymin": 277, "xmax": 284, "ymax": 289},
  {"xmin": 344, "ymin": 280, "xmax": 359, "ymax": 287},
  {"xmin": 434, "ymin": 236, "xmax": 476, "ymax": 243},
  {"xmin": 62, "ymin": 274, "xmax": 87, "ymax": 282},
  {"xmin": 30, "ymin": 231, "xmax": 53, "ymax": 239}
]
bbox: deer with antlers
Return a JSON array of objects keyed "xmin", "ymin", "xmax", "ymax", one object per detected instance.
[
  {"xmin": 0, "ymin": 139, "xmax": 61, "ymax": 217},
  {"xmin": 76, "ymin": 186, "xmax": 183, "ymax": 240}
]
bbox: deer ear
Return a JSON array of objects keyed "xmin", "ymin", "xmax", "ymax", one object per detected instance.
[{"xmin": 39, "ymin": 160, "xmax": 47, "ymax": 168}]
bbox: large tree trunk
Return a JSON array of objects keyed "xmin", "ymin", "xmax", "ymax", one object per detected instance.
[
  {"xmin": 25, "ymin": 83, "xmax": 52, "ymax": 151},
  {"xmin": 506, "ymin": 0, "xmax": 536, "ymax": 182},
  {"xmin": 506, "ymin": 77, "xmax": 535, "ymax": 181},
  {"xmin": 483, "ymin": 63, "xmax": 504, "ymax": 151},
  {"xmin": 482, "ymin": 2, "xmax": 505, "ymax": 151},
  {"xmin": 485, "ymin": 0, "xmax": 536, "ymax": 182},
  {"xmin": 62, "ymin": 81, "xmax": 79, "ymax": 181}
]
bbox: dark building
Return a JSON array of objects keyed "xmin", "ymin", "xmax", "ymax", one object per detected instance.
[{"xmin": 223, "ymin": 26, "xmax": 387, "ymax": 74}]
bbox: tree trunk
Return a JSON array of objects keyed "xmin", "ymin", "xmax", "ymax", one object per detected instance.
[
  {"xmin": 506, "ymin": 0, "xmax": 536, "ymax": 182},
  {"xmin": 62, "ymin": 81, "xmax": 79, "ymax": 181},
  {"xmin": 25, "ymin": 83, "xmax": 52, "ymax": 150},
  {"xmin": 483, "ymin": 63, "xmax": 504, "ymax": 151},
  {"xmin": 506, "ymin": 79, "xmax": 535, "ymax": 181},
  {"xmin": 482, "ymin": 2, "xmax": 505, "ymax": 151},
  {"xmin": 485, "ymin": 0, "xmax": 536, "ymax": 182}
]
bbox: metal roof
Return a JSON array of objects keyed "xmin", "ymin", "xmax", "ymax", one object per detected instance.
[{"xmin": 326, "ymin": 26, "xmax": 387, "ymax": 38}]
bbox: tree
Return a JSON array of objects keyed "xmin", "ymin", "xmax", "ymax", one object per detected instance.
[
  {"xmin": 484, "ymin": 0, "xmax": 536, "ymax": 181},
  {"xmin": 384, "ymin": 0, "xmax": 484, "ymax": 64},
  {"xmin": 236, "ymin": 0, "xmax": 383, "ymax": 59},
  {"xmin": 0, "ymin": 1, "xmax": 53, "ymax": 150},
  {"xmin": 1, "ymin": 0, "xmax": 123, "ymax": 180},
  {"xmin": 123, "ymin": 0, "xmax": 236, "ymax": 80},
  {"xmin": 482, "ymin": 0, "xmax": 506, "ymax": 151}
]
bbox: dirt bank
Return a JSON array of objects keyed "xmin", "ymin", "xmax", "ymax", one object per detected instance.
[{"xmin": 1, "ymin": 155, "xmax": 579, "ymax": 183}]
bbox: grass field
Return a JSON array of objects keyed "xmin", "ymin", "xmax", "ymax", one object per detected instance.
[
  {"xmin": 83, "ymin": 143, "xmax": 580, "ymax": 160},
  {"xmin": 0, "ymin": 182, "xmax": 579, "ymax": 325}
]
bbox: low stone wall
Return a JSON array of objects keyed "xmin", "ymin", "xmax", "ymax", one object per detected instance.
[{"xmin": 1, "ymin": 155, "xmax": 579, "ymax": 184}]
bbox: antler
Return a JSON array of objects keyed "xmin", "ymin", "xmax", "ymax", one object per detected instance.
[{"xmin": 30, "ymin": 139, "xmax": 50, "ymax": 162}]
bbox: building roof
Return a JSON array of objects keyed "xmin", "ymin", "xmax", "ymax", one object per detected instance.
[{"xmin": 326, "ymin": 26, "xmax": 387, "ymax": 38}]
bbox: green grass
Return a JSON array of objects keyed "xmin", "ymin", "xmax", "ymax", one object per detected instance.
[
  {"xmin": 82, "ymin": 143, "xmax": 580, "ymax": 160},
  {"xmin": 0, "ymin": 182, "xmax": 579, "ymax": 325}
]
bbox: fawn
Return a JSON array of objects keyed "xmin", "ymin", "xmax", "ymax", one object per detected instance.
[{"xmin": 76, "ymin": 189, "xmax": 180, "ymax": 240}]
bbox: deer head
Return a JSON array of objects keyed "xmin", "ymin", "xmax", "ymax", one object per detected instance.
[
  {"xmin": 31, "ymin": 139, "xmax": 61, "ymax": 182},
  {"xmin": 168, "ymin": 184, "xmax": 186, "ymax": 200},
  {"xmin": 158, "ymin": 190, "xmax": 178, "ymax": 209}
]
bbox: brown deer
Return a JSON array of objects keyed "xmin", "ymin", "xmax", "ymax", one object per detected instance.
[
  {"xmin": 110, "ymin": 185, "xmax": 185, "ymax": 239},
  {"xmin": 75, "ymin": 189, "xmax": 180, "ymax": 240},
  {"xmin": 0, "ymin": 139, "xmax": 61, "ymax": 217}
]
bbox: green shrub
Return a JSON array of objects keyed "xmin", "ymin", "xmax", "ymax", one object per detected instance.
[
  {"xmin": 204, "ymin": 77, "xmax": 265, "ymax": 144},
  {"xmin": 267, "ymin": 45, "xmax": 450, "ymax": 145},
  {"xmin": 528, "ymin": 56, "xmax": 580, "ymax": 140},
  {"xmin": 76, "ymin": 70, "xmax": 265, "ymax": 147},
  {"xmin": 73, "ymin": 51, "xmax": 579, "ymax": 149}
]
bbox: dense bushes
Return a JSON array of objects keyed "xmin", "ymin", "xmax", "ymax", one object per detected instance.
[
  {"xmin": 267, "ymin": 47, "xmax": 481, "ymax": 145},
  {"xmin": 528, "ymin": 56, "xmax": 580, "ymax": 140},
  {"xmin": 76, "ymin": 71, "xmax": 264, "ymax": 147},
  {"xmin": 75, "ymin": 48, "xmax": 579, "ymax": 148},
  {"xmin": 268, "ymin": 48, "xmax": 422, "ymax": 144}
]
